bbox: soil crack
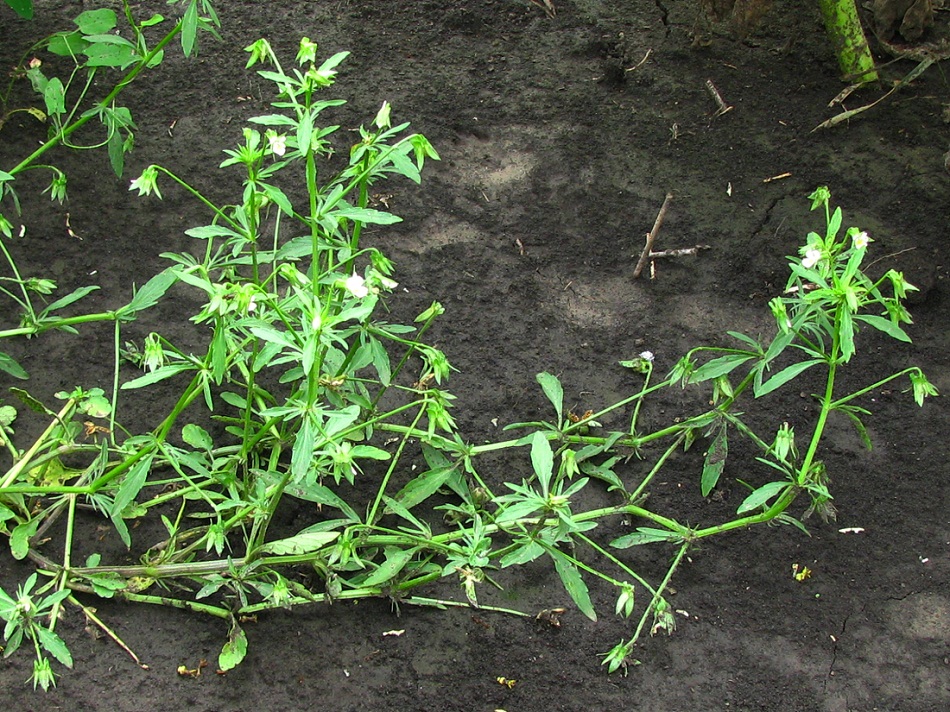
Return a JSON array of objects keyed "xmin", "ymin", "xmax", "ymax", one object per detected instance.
[
  {"xmin": 654, "ymin": 0, "xmax": 671, "ymax": 34},
  {"xmin": 823, "ymin": 613, "xmax": 850, "ymax": 691}
]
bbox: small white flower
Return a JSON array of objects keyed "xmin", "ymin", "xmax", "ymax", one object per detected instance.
[
  {"xmin": 345, "ymin": 273, "xmax": 369, "ymax": 299},
  {"xmin": 852, "ymin": 231, "xmax": 870, "ymax": 250},
  {"xmin": 311, "ymin": 312, "xmax": 322, "ymax": 331},
  {"xmin": 639, "ymin": 351, "xmax": 654, "ymax": 362},
  {"xmin": 247, "ymin": 296, "xmax": 258, "ymax": 313},
  {"xmin": 268, "ymin": 133, "xmax": 287, "ymax": 157},
  {"xmin": 801, "ymin": 249, "xmax": 822, "ymax": 270}
]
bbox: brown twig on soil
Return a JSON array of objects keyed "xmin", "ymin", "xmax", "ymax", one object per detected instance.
[
  {"xmin": 812, "ymin": 57, "xmax": 933, "ymax": 131},
  {"xmin": 633, "ymin": 192, "xmax": 673, "ymax": 279},
  {"xmin": 650, "ymin": 244, "xmax": 712, "ymax": 258},
  {"xmin": 625, "ymin": 49, "xmax": 652, "ymax": 74},
  {"xmin": 864, "ymin": 246, "xmax": 917, "ymax": 272},
  {"xmin": 527, "ymin": 0, "xmax": 556, "ymax": 18},
  {"xmin": 73, "ymin": 596, "xmax": 149, "ymax": 669},
  {"xmin": 704, "ymin": 79, "xmax": 732, "ymax": 117}
]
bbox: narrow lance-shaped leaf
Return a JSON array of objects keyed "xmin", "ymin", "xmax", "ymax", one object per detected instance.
[
  {"xmin": 754, "ymin": 359, "xmax": 824, "ymax": 398},
  {"xmin": 362, "ymin": 547, "xmax": 416, "ymax": 587},
  {"xmin": 701, "ymin": 423, "xmax": 728, "ymax": 497},
  {"xmin": 610, "ymin": 527, "xmax": 683, "ymax": 548},
  {"xmin": 39, "ymin": 285, "xmax": 100, "ymax": 317},
  {"xmin": 0, "ymin": 351, "xmax": 28, "ymax": 380},
  {"xmin": 536, "ymin": 371, "xmax": 563, "ymax": 424},
  {"xmin": 121, "ymin": 269, "xmax": 177, "ymax": 315},
  {"xmin": 180, "ymin": 0, "xmax": 198, "ymax": 57},
  {"xmin": 258, "ymin": 531, "xmax": 339, "ymax": 555},
  {"xmin": 737, "ymin": 481, "xmax": 789, "ymax": 514},
  {"xmin": 549, "ymin": 549, "xmax": 597, "ymax": 622},
  {"xmin": 530, "ymin": 431, "xmax": 554, "ymax": 495}
]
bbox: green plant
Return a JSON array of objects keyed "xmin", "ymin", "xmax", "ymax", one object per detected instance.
[
  {"xmin": 0, "ymin": 33, "xmax": 934, "ymax": 689},
  {"xmin": 3, "ymin": 0, "xmax": 32, "ymax": 20},
  {"xmin": 0, "ymin": 1, "xmax": 220, "ymax": 380},
  {"xmin": 0, "ymin": 574, "xmax": 72, "ymax": 690}
]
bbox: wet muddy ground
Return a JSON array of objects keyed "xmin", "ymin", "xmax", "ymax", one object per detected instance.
[{"xmin": 1, "ymin": 1, "xmax": 949, "ymax": 710}]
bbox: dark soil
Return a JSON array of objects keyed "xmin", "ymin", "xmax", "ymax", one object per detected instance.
[{"xmin": 1, "ymin": 1, "xmax": 949, "ymax": 710}]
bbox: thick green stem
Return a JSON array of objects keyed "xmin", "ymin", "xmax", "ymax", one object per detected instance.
[{"xmin": 818, "ymin": 0, "xmax": 879, "ymax": 82}]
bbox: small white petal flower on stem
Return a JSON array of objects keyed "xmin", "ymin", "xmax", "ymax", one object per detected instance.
[
  {"xmin": 801, "ymin": 249, "xmax": 822, "ymax": 269},
  {"xmin": 639, "ymin": 351, "xmax": 654, "ymax": 362},
  {"xmin": 311, "ymin": 312, "xmax": 322, "ymax": 331},
  {"xmin": 852, "ymin": 231, "xmax": 870, "ymax": 250},
  {"xmin": 268, "ymin": 133, "xmax": 287, "ymax": 157},
  {"xmin": 345, "ymin": 273, "xmax": 369, "ymax": 298}
]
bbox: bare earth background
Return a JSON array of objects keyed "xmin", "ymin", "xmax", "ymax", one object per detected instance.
[{"xmin": 1, "ymin": 1, "xmax": 949, "ymax": 710}]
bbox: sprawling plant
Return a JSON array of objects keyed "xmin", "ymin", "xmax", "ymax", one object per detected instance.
[{"xmin": 0, "ymin": 32, "xmax": 934, "ymax": 690}]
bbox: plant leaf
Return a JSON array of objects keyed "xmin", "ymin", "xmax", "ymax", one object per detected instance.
[
  {"xmin": 35, "ymin": 627, "xmax": 73, "ymax": 668},
  {"xmin": 391, "ymin": 465, "xmax": 454, "ymax": 511},
  {"xmin": 754, "ymin": 358, "xmax": 823, "ymax": 398},
  {"xmin": 737, "ymin": 481, "xmax": 789, "ymax": 514},
  {"xmin": 76, "ymin": 8, "xmax": 116, "ymax": 34},
  {"xmin": 362, "ymin": 547, "xmax": 415, "ymax": 587},
  {"xmin": 182, "ymin": 423, "xmax": 213, "ymax": 451},
  {"xmin": 535, "ymin": 372, "xmax": 563, "ymax": 424},
  {"xmin": 853, "ymin": 314, "xmax": 911, "ymax": 343},
  {"xmin": 121, "ymin": 269, "xmax": 177, "ymax": 315},
  {"xmin": 218, "ymin": 623, "xmax": 247, "ymax": 672},
  {"xmin": 549, "ymin": 549, "xmax": 596, "ymax": 621},
  {"xmin": 39, "ymin": 285, "xmax": 99, "ymax": 317},
  {"xmin": 5, "ymin": 0, "xmax": 33, "ymax": 19},
  {"xmin": 10, "ymin": 517, "xmax": 39, "ymax": 560},
  {"xmin": 121, "ymin": 363, "xmax": 192, "ymax": 389},
  {"xmin": 0, "ymin": 351, "xmax": 28, "ymax": 379},
  {"xmin": 180, "ymin": 0, "xmax": 198, "ymax": 56},
  {"xmin": 701, "ymin": 423, "xmax": 728, "ymax": 497},
  {"xmin": 258, "ymin": 531, "xmax": 339, "ymax": 555},
  {"xmin": 690, "ymin": 354, "xmax": 755, "ymax": 383},
  {"xmin": 530, "ymin": 431, "xmax": 554, "ymax": 494},
  {"xmin": 332, "ymin": 205, "xmax": 402, "ymax": 225},
  {"xmin": 610, "ymin": 527, "xmax": 682, "ymax": 548}
]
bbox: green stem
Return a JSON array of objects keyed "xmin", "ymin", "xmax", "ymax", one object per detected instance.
[
  {"xmin": 6, "ymin": 21, "xmax": 187, "ymax": 179},
  {"xmin": 0, "ymin": 398, "xmax": 77, "ymax": 489},
  {"xmin": 629, "ymin": 540, "xmax": 689, "ymax": 644},
  {"xmin": 366, "ymin": 405, "xmax": 426, "ymax": 525},
  {"xmin": 817, "ymin": 0, "xmax": 879, "ymax": 82}
]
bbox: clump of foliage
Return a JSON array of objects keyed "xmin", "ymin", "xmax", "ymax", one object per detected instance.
[{"xmin": 0, "ymin": 20, "xmax": 934, "ymax": 690}]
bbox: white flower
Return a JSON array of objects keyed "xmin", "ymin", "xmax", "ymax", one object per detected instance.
[
  {"xmin": 852, "ymin": 231, "xmax": 870, "ymax": 250},
  {"xmin": 247, "ymin": 297, "xmax": 257, "ymax": 313},
  {"xmin": 311, "ymin": 312, "xmax": 322, "ymax": 331},
  {"xmin": 268, "ymin": 133, "xmax": 287, "ymax": 157},
  {"xmin": 345, "ymin": 273, "xmax": 369, "ymax": 298},
  {"xmin": 639, "ymin": 351, "xmax": 654, "ymax": 362},
  {"xmin": 377, "ymin": 275, "xmax": 398, "ymax": 291},
  {"xmin": 801, "ymin": 249, "xmax": 822, "ymax": 270}
]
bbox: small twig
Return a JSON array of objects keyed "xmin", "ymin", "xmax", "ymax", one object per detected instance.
[
  {"xmin": 527, "ymin": 0, "xmax": 556, "ymax": 18},
  {"xmin": 625, "ymin": 49, "xmax": 652, "ymax": 74},
  {"xmin": 704, "ymin": 79, "xmax": 732, "ymax": 118},
  {"xmin": 71, "ymin": 595, "xmax": 149, "ymax": 669},
  {"xmin": 812, "ymin": 58, "xmax": 933, "ymax": 131},
  {"xmin": 864, "ymin": 246, "xmax": 916, "ymax": 272},
  {"xmin": 650, "ymin": 244, "xmax": 711, "ymax": 259},
  {"xmin": 633, "ymin": 192, "xmax": 673, "ymax": 279}
]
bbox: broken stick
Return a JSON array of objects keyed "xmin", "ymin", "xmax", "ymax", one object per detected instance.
[
  {"xmin": 633, "ymin": 192, "xmax": 673, "ymax": 279},
  {"xmin": 650, "ymin": 244, "xmax": 711, "ymax": 259}
]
